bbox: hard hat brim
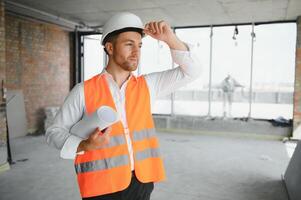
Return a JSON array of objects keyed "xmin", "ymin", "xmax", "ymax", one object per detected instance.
[{"xmin": 102, "ymin": 27, "xmax": 144, "ymax": 45}]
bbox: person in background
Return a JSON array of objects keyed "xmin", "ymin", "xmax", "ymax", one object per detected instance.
[{"xmin": 220, "ymin": 75, "xmax": 244, "ymax": 118}]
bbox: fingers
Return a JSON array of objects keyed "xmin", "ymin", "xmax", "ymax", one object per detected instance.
[
  {"xmin": 102, "ymin": 126, "xmax": 112, "ymax": 141},
  {"xmin": 144, "ymin": 21, "xmax": 166, "ymax": 35},
  {"xmin": 102, "ymin": 126, "xmax": 112, "ymax": 135},
  {"xmin": 158, "ymin": 20, "xmax": 165, "ymax": 34},
  {"xmin": 143, "ymin": 28, "xmax": 152, "ymax": 37},
  {"xmin": 91, "ymin": 127, "xmax": 101, "ymax": 140},
  {"xmin": 84, "ymin": 127, "xmax": 113, "ymax": 151},
  {"xmin": 101, "ymin": 126, "xmax": 111, "ymax": 143},
  {"xmin": 90, "ymin": 127, "xmax": 111, "ymax": 142},
  {"xmin": 153, "ymin": 22, "xmax": 160, "ymax": 34},
  {"xmin": 150, "ymin": 22, "xmax": 156, "ymax": 34},
  {"xmin": 144, "ymin": 23, "xmax": 154, "ymax": 36}
]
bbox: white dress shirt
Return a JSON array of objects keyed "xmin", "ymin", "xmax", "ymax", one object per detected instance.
[{"xmin": 45, "ymin": 44, "xmax": 201, "ymax": 171}]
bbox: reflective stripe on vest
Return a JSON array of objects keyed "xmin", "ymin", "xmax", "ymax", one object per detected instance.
[
  {"xmin": 103, "ymin": 134, "xmax": 126, "ymax": 148},
  {"xmin": 75, "ymin": 147, "xmax": 161, "ymax": 174},
  {"xmin": 133, "ymin": 128, "xmax": 157, "ymax": 141},
  {"xmin": 136, "ymin": 147, "xmax": 161, "ymax": 161},
  {"xmin": 75, "ymin": 154, "xmax": 129, "ymax": 174}
]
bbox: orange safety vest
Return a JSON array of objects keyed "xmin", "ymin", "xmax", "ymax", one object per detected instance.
[{"xmin": 74, "ymin": 74, "xmax": 166, "ymax": 198}]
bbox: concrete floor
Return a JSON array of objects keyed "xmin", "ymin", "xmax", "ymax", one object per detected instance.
[{"xmin": 0, "ymin": 131, "xmax": 290, "ymax": 200}]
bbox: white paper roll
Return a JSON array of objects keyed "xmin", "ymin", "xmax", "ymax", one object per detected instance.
[{"xmin": 70, "ymin": 106, "xmax": 119, "ymax": 139}]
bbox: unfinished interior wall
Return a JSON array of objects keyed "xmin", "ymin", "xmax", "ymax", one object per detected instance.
[
  {"xmin": 5, "ymin": 14, "xmax": 72, "ymax": 133},
  {"xmin": 0, "ymin": 0, "xmax": 9, "ymax": 171},
  {"xmin": 294, "ymin": 17, "xmax": 301, "ymax": 137}
]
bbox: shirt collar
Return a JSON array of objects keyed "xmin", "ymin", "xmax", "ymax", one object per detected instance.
[{"xmin": 101, "ymin": 68, "xmax": 138, "ymax": 81}]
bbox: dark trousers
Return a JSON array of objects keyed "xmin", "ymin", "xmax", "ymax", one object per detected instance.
[{"xmin": 82, "ymin": 172, "xmax": 154, "ymax": 200}]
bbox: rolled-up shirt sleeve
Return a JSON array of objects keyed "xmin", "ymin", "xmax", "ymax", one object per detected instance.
[
  {"xmin": 45, "ymin": 83, "xmax": 85, "ymax": 159},
  {"xmin": 144, "ymin": 43, "xmax": 202, "ymax": 101}
]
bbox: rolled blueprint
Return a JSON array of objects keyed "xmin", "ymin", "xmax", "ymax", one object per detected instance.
[{"xmin": 70, "ymin": 106, "xmax": 119, "ymax": 139}]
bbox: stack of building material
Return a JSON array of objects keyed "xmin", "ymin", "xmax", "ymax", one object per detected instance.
[
  {"xmin": 0, "ymin": 115, "xmax": 9, "ymax": 173},
  {"xmin": 44, "ymin": 107, "xmax": 60, "ymax": 131},
  {"xmin": 7, "ymin": 90, "xmax": 27, "ymax": 139}
]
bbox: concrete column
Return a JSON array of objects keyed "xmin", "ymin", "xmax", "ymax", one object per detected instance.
[
  {"xmin": 293, "ymin": 17, "xmax": 301, "ymax": 139},
  {"xmin": 0, "ymin": 0, "xmax": 9, "ymax": 173}
]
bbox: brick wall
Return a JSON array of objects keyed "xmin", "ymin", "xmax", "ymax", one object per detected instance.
[
  {"xmin": 0, "ymin": 1, "xmax": 4, "ymax": 89},
  {"xmin": 5, "ymin": 14, "xmax": 72, "ymax": 132},
  {"xmin": 294, "ymin": 17, "xmax": 301, "ymax": 131},
  {"xmin": 0, "ymin": 0, "xmax": 8, "ymax": 168}
]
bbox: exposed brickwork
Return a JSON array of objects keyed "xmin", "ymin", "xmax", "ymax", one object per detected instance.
[
  {"xmin": 0, "ymin": 0, "xmax": 8, "ymax": 167},
  {"xmin": 5, "ymin": 14, "xmax": 72, "ymax": 132},
  {"xmin": 294, "ymin": 17, "xmax": 301, "ymax": 130},
  {"xmin": 0, "ymin": 0, "xmax": 5, "ymax": 100}
]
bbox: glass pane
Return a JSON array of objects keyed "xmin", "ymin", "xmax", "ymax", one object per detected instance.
[
  {"xmin": 140, "ymin": 36, "xmax": 172, "ymax": 114},
  {"xmin": 174, "ymin": 27, "xmax": 210, "ymax": 116},
  {"xmin": 83, "ymin": 34, "xmax": 104, "ymax": 80},
  {"xmin": 252, "ymin": 23, "xmax": 296, "ymax": 119},
  {"xmin": 211, "ymin": 25, "xmax": 252, "ymax": 118}
]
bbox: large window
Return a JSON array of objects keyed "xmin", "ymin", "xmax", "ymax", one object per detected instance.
[
  {"xmin": 81, "ymin": 23, "xmax": 296, "ymax": 119},
  {"xmin": 173, "ymin": 23, "xmax": 295, "ymax": 119},
  {"xmin": 83, "ymin": 34, "xmax": 105, "ymax": 81},
  {"xmin": 140, "ymin": 36, "xmax": 173, "ymax": 114},
  {"xmin": 174, "ymin": 28, "xmax": 210, "ymax": 116},
  {"xmin": 252, "ymin": 23, "xmax": 296, "ymax": 119},
  {"xmin": 211, "ymin": 25, "xmax": 251, "ymax": 118}
]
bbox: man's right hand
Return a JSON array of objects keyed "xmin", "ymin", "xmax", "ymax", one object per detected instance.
[{"xmin": 76, "ymin": 127, "xmax": 112, "ymax": 153}]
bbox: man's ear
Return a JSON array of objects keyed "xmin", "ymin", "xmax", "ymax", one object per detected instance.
[{"xmin": 105, "ymin": 42, "xmax": 114, "ymax": 56}]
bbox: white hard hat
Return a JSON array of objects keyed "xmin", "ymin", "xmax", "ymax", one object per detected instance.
[{"xmin": 101, "ymin": 12, "xmax": 144, "ymax": 45}]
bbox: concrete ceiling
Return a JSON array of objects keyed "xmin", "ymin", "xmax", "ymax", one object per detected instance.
[{"xmin": 4, "ymin": 0, "xmax": 301, "ymax": 30}]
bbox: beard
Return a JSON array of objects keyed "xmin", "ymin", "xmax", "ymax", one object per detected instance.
[
  {"xmin": 112, "ymin": 52, "xmax": 139, "ymax": 72},
  {"xmin": 119, "ymin": 59, "xmax": 138, "ymax": 72}
]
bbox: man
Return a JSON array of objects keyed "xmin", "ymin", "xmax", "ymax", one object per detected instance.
[
  {"xmin": 220, "ymin": 75, "xmax": 244, "ymax": 118},
  {"xmin": 46, "ymin": 12, "xmax": 201, "ymax": 200}
]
